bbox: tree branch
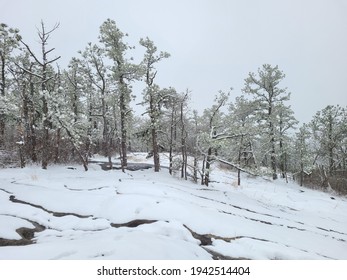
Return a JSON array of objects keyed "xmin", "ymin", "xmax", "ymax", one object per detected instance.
[
  {"xmin": 20, "ymin": 40, "xmax": 43, "ymax": 66},
  {"xmin": 46, "ymin": 56, "xmax": 61, "ymax": 65},
  {"xmin": 214, "ymin": 157, "xmax": 258, "ymax": 177},
  {"xmin": 14, "ymin": 62, "xmax": 43, "ymax": 80}
]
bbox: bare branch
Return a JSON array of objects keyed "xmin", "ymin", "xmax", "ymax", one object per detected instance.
[
  {"xmin": 14, "ymin": 62, "xmax": 43, "ymax": 79},
  {"xmin": 20, "ymin": 40, "xmax": 43, "ymax": 66},
  {"xmin": 46, "ymin": 56, "xmax": 61, "ymax": 65},
  {"xmin": 45, "ymin": 47, "xmax": 55, "ymax": 56},
  {"xmin": 212, "ymin": 132, "xmax": 248, "ymax": 140},
  {"xmin": 214, "ymin": 157, "xmax": 258, "ymax": 177}
]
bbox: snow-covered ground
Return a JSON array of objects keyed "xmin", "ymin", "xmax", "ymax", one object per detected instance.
[{"xmin": 0, "ymin": 153, "xmax": 346, "ymax": 260}]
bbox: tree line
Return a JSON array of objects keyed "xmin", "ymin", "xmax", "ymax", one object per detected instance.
[{"xmin": 1, "ymin": 20, "xmax": 346, "ymax": 193}]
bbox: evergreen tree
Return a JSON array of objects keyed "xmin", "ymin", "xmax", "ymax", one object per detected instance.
[
  {"xmin": 197, "ymin": 91, "xmax": 229, "ymax": 186},
  {"xmin": 99, "ymin": 19, "xmax": 141, "ymax": 171},
  {"xmin": 274, "ymin": 102, "xmax": 298, "ymax": 179},
  {"xmin": 0, "ymin": 23, "xmax": 21, "ymax": 147},
  {"xmin": 310, "ymin": 105, "xmax": 347, "ymax": 175},
  {"xmin": 139, "ymin": 37, "xmax": 170, "ymax": 172},
  {"xmin": 243, "ymin": 64, "xmax": 291, "ymax": 179},
  {"xmin": 226, "ymin": 96, "xmax": 259, "ymax": 185},
  {"xmin": 294, "ymin": 123, "xmax": 313, "ymax": 186}
]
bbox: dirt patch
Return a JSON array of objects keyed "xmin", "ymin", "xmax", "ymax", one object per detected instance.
[
  {"xmin": 0, "ymin": 220, "xmax": 45, "ymax": 247},
  {"xmin": 183, "ymin": 225, "xmax": 253, "ymax": 259},
  {"xmin": 89, "ymin": 160, "xmax": 155, "ymax": 171},
  {"xmin": 0, "ymin": 188, "xmax": 12, "ymax": 194},
  {"xmin": 10, "ymin": 195, "xmax": 92, "ymax": 218},
  {"xmin": 203, "ymin": 247, "xmax": 250, "ymax": 260},
  {"xmin": 111, "ymin": 219, "xmax": 158, "ymax": 228}
]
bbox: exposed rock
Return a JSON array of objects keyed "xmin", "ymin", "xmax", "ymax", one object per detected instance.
[{"xmin": 111, "ymin": 219, "xmax": 158, "ymax": 228}]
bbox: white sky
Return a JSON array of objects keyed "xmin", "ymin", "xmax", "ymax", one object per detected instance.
[{"xmin": 1, "ymin": 0, "xmax": 347, "ymax": 124}]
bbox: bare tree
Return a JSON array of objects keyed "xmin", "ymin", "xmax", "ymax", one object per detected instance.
[{"xmin": 20, "ymin": 21, "xmax": 61, "ymax": 169}]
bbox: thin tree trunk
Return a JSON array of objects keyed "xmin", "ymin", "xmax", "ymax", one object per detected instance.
[
  {"xmin": 28, "ymin": 67, "xmax": 37, "ymax": 162},
  {"xmin": 41, "ymin": 96, "xmax": 50, "ymax": 169},
  {"xmin": 169, "ymin": 106, "xmax": 175, "ymax": 175},
  {"xmin": 201, "ymin": 155, "xmax": 206, "ymax": 185},
  {"xmin": 279, "ymin": 139, "xmax": 286, "ymax": 178},
  {"xmin": 237, "ymin": 134, "xmax": 244, "ymax": 186},
  {"xmin": 150, "ymin": 96, "xmax": 160, "ymax": 172},
  {"xmin": 204, "ymin": 147, "xmax": 212, "ymax": 186},
  {"xmin": 0, "ymin": 56, "xmax": 5, "ymax": 148},
  {"xmin": 328, "ymin": 115, "xmax": 334, "ymax": 175},
  {"xmin": 193, "ymin": 156, "xmax": 198, "ymax": 183},
  {"xmin": 0, "ymin": 119, "xmax": 4, "ymax": 148},
  {"xmin": 120, "ymin": 85, "xmax": 127, "ymax": 171},
  {"xmin": 54, "ymin": 128, "xmax": 60, "ymax": 163},
  {"xmin": 269, "ymin": 122, "xmax": 277, "ymax": 180},
  {"xmin": 300, "ymin": 164, "xmax": 304, "ymax": 187},
  {"xmin": 152, "ymin": 127, "xmax": 160, "ymax": 172},
  {"xmin": 180, "ymin": 102, "xmax": 187, "ymax": 180},
  {"xmin": 17, "ymin": 121, "xmax": 25, "ymax": 168}
]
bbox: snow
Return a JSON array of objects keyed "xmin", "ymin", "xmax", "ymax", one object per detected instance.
[
  {"xmin": 0, "ymin": 153, "xmax": 347, "ymax": 260},
  {"xmin": 0, "ymin": 215, "xmax": 34, "ymax": 240}
]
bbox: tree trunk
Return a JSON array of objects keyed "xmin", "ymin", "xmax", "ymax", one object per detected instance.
[
  {"xmin": 237, "ymin": 134, "xmax": 244, "ymax": 186},
  {"xmin": 152, "ymin": 127, "xmax": 160, "ymax": 172},
  {"xmin": 269, "ymin": 120, "xmax": 277, "ymax": 180},
  {"xmin": 328, "ymin": 115, "xmax": 334, "ymax": 175},
  {"xmin": 41, "ymin": 63, "xmax": 51, "ymax": 169},
  {"xmin": 279, "ymin": 139, "xmax": 286, "ymax": 178},
  {"xmin": 0, "ymin": 56, "xmax": 5, "ymax": 97},
  {"xmin": 0, "ymin": 56, "xmax": 5, "ymax": 148},
  {"xmin": 300, "ymin": 161, "xmax": 304, "ymax": 187},
  {"xmin": 168, "ymin": 106, "xmax": 175, "ymax": 175},
  {"xmin": 201, "ymin": 155, "xmax": 206, "ymax": 185},
  {"xmin": 41, "ymin": 97, "xmax": 50, "ymax": 169},
  {"xmin": 150, "ymin": 96, "xmax": 160, "ymax": 172},
  {"xmin": 28, "ymin": 67, "xmax": 37, "ymax": 162},
  {"xmin": 0, "ymin": 118, "xmax": 5, "ymax": 148},
  {"xmin": 193, "ymin": 156, "xmax": 198, "ymax": 183},
  {"xmin": 54, "ymin": 128, "xmax": 60, "ymax": 164},
  {"xmin": 204, "ymin": 147, "xmax": 212, "ymax": 186},
  {"xmin": 17, "ymin": 121, "xmax": 25, "ymax": 168},
  {"xmin": 237, "ymin": 152, "xmax": 241, "ymax": 186},
  {"xmin": 169, "ymin": 146, "xmax": 173, "ymax": 175},
  {"xmin": 180, "ymin": 102, "xmax": 187, "ymax": 180},
  {"xmin": 120, "ymin": 85, "xmax": 127, "ymax": 171}
]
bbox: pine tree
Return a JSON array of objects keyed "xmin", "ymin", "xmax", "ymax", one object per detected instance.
[
  {"xmin": 226, "ymin": 96, "xmax": 259, "ymax": 185},
  {"xmin": 274, "ymin": 102, "xmax": 298, "ymax": 179},
  {"xmin": 79, "ymin": 43, "xmax": 114, "ymax": 167},
  {"xmin": 0, "ymin": 23, "xmax": 21, "ymax": 147},
  {"xmin": 197, "ymin": 91, "xmax": 229, "ymax": 186},
  {"xmin": 139, "ymin": 37, "xmax": 170, "ymax": 172},
  {"xmin": 242, "ymin": 64, "xmax": 291, "ymax": 179},
  {"xmin": 99, "ymin": 19, "xmax": 140, "ymax": 171},
  {"xmin": 294, "ymin": 124, "xmax": 313, "ymax": 186},
  {"xmin": 8, "ymin": 52, "xmax": 40, "ymax": 165},
  {"xmin": 311, "ymin": 105, "xmax": 347, "ymax": 175}
]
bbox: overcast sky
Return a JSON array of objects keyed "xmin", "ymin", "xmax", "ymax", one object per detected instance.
[{"xmin": 1, "ymin": 0, "xmax": 347, "ymax": 124}]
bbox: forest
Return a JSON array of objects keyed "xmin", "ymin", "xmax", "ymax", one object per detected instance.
[{"xmin": 1, "ymin": 19, "xmax": 346, "ymax": 194}]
